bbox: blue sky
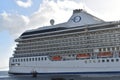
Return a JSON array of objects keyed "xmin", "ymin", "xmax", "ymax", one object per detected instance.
[
  {"xmin": 0, "ymin": 0, "xmax": 41, "ymax": 16},
  {"xmin": 1, "ymin": 0, "xmax": 120, "ymax": 71}
]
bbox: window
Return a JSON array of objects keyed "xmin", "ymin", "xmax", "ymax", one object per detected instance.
[
  {"xmin": 29, "ymin": 58, "xmax": 31, "ymax": 61},
  {"xmin": 107, "ymin": 48, "xmax": 110, "ymax": 51},
  {"xmin": 24, "ymin": 59, "xmax": 25, "ymax": 62},
  {"xmin": 18, "ymin": 59, "xmax": 20, "ymax": 62},
  {"xmin": 99, "ymin": 48, "xmax": 102, "ymax": 52},
  {"xmin": 38, "ymin": 57, "xmax": 40, "ymax": 61},
  {"xmin": 41, "ymin": 57, "xmax": 43, "ymax": 60},
  {"xmin": 103, "ymin": 48, "xmax": 106, "ymax": 51},
  {"xmin": 32, "ymin": 58, "xmax": 34, "ymax": 61},
  {"xmin": 102, "ymin": 60, "xmax": 105, "ymax": 62},
  {"xmin": 116, "ymin": 47, "xmax": 119, "ymax": 50},
  {"xmin": 21, "ymin": 59, "xmax": 23, "ymax": 62},
  {"xmin": 26, "ymin": 58, "xmax": 28, "ymax": 62},
  {"xmin": 35, "ymin": 58, "xmax": 37, "ymax": 61},
  {"xmin": 72, "ymin": 54, "xmax": 75, "ymax": 57},
  {"xmin": 112, "ymin": 47, "xmax": 115, "ymax": 51},
  {"xmin": 116, "ymin": 59, "xmax": 119, "ymax": 62},
  {"xmin": 13, "ymin": 59, "xmax": 14, "ymax": 62},
  {"xmin": 15, "ymin": 59, "xmax": 17, "ymax": 62},
  {"xmin": 45, "ymin": 57, "xmax": 47, "ymax": 60},
  {"xmin": 111, "ymin": 59, "xmax": 114, "ymax": 62},
  {"xmin": 68, "ymin": 55, "xmax": 71, "ymax": 57},
  {"xmin": 106, "ymin": 59, "xmax": 109, "ymax": 62}
]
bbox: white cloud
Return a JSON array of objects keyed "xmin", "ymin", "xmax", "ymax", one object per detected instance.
[
  {"xmin": 0, "ymin": 12, "xmax": 28, "ymax": 37},
  {"xmin": 3, "ymin": 0, "xmax": 117, "ymax": 39},
  {"xmin": 15, "ymin": 0, "xmax": 32, "ymax": 8},
  {"xmin": 1, "ymin": 0, "xmax": 120, "ymax": 44},
  {"xmin": 28, "ymin": 0, "xmax": 84, "ymax": 29}
]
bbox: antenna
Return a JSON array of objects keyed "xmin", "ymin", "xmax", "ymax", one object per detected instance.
[{"xmin": 50, "ymin": 19, "xmax": 55, "ymax": 25}]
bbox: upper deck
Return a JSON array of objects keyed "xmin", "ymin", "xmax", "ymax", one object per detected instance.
[
  {"xmin": 17, "ymin": 9, "xmax": 108, "ymax": 40},
  {"xmin": 13, "ymin": 9, "xmax": 120, "ymax": 58}
]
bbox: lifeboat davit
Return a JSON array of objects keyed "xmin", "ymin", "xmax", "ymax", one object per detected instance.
[
  {"xmin": 52, "ymin": 56, "xmax": 62, "ymax": 61},
  {"xmin": 97, "ymin": 52, "xmax": 112, "ymax": 58},
  {"xmin": 76, "ymin": 53, "xmax": 90, "ymax": 59}
]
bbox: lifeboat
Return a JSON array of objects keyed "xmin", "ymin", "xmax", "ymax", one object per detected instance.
[
  {"xmin": 97, "ymin": 52, "xmax": 112, "ymax": 58},
  {"xmin": 52, "ymin": 56, "xmax": 62, "ymax": 61},
  {"xmin": 76, "ymin": 53, "xmax": 90, "ymax": 59}
]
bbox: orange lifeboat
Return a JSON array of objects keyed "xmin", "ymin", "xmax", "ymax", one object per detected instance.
[
  {"xmin": 76, "ymin": 53, "xmax": 90, "ymax": 59},
  {"xmin": 97, "ymin": 52, "xmax": 112, "ymax": 57},
  {"xmin": 52, "ymin": 56, "xmax": 62, "ymax": 61}
]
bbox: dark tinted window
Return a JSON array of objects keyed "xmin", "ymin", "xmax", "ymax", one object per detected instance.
[{"xmin": 21, "ymin": 27, "xmax": 67, "ymax": 36}]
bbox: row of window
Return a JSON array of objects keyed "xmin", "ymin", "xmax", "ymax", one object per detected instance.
[
  {"xmin": 18, "ymin": 34, "xmax": 120, "ymax": 47},
  {"xmin": 12, "ymin": 57, "xmax": 47, "ymax": 62},
  {"xmin": 17, "ymin": 39, "xmax": 120, "ymax": 50},
  {"xmin": 85, "ymin": 58, "xmax": 119, "ymax": 63},
  {"xmin": 16, "ymin": 43, "xmax": 120, "ymax": 51},
  {"xmin": 12, "ymin": 57, "xmax": 120, "ymax": 64},
  {"xmin": 15, "ymin": 46, "xmax": 120, "ymax": 55},
  {"xmin": 99, "ymin": 47, "xmax": 120, "ymax": 52},
  {"xmin": 15, "ymin": 45, "xmax": 120, "ymax": 56},
  {"xmin": 19, "ymin": 28, "xmax": 120, "ymax": 43},
  {"xmin": 15, "ymin": 28, "xmax": 120, "ymax": 56}
]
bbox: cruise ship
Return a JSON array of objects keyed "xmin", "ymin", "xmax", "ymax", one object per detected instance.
[{"xmin": 9, "ymin": 9, "xmax": 120, "ymax": 76}]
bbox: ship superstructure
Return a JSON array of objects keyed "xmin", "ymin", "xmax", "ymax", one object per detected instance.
[{"xmin": 9, "ymin": 9, "xmax": 120, "ymax": 75}]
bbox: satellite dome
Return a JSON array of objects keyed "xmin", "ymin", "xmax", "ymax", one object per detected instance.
[{"xmin": 50, "ymin": 19, "xmax": 55, "ymax": 25}]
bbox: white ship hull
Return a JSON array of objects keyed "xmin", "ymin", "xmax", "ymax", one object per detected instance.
[{"xmin": 9, "ymin": 56, "xmax": 120, "ymax": 76}]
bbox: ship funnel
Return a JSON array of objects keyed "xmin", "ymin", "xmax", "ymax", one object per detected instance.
[{"xmin": 67, "ymin": 9, "xmax": 104, "ymax": 27}]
